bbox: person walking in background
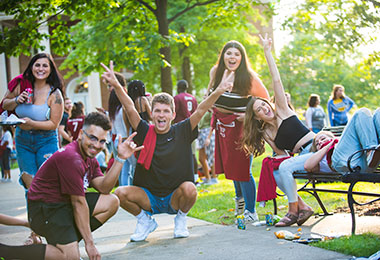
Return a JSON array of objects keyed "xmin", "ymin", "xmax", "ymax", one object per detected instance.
[
  {"xmin": 58, "ymin": 97, "xmax": 73, "ymax": 147},
  {"xmin": 66, "ymin": 101, "xmax": 85, "ymax": 142},
  {"xmin": 173, "ymin": 80, "xmax": 198, "ymax": 124},
  {"xmin": 1, "ymin": 53, "xmax": 64, "ymax": 190},
  {"xmin": 327, "ymin": 84, "xmax": 355, "ymax": 126},
  {"xmin": 109, "ymin": 72, "xmax": 136, "ymax": 186},
  {"xmin": 207, "ymin": 40, "xmax": 269, "ymax": 221},
  {"xmin": 305, "ymin": 94, "xmax": 326, "ymax": 133},
  {"xmin": 0, "ymin": 125, "xmax": 14, "ymax": 182},
  {"xmin": 128, "ymin": 80, "xmax": 152, "ymax": 122}
]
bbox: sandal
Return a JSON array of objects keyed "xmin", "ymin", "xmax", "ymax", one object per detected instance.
[
  {"xmin": 297, "ymin": 209, "xmax": 314, "ymax": 226},
  {"xmin": 274, "ymin": 213, "xmax": 298, "ymax": 227},
  {"xmin": 24, "ymin": 231, "xmax": 42, "ymax": 245}
]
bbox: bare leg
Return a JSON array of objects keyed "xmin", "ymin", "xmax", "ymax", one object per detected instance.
[
  {"xmin": 91, "ymin": 194, "xmax": 119, "ymax": 223},
  {"xmin": 198, "ymin": 148, "xmax": 211, "ymax": 181},
  {"xmin": 114, "ymin": 186, "xmax": 151, "ymax": 216},
  {"xmin": 170, "ymin": 181, "xmax": 197, "ymax": 213}
]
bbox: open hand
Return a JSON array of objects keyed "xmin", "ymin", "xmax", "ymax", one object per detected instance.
[
  {"xmin": 117, "ymin": 132, "xmax": 144, "ymax": 160},
  {"xmin": 259, "ymin": 33, "xmax": 272, "ymax": 52}
]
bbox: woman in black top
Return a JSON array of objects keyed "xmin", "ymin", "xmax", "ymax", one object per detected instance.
[{"xmin": 242, "ymin": 34, "xmax": 314, "ymax": 227}]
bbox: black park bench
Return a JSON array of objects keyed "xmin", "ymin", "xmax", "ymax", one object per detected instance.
[{"xmin": 273, "ymin": 126, "xmax": 380, "ymax": 234}]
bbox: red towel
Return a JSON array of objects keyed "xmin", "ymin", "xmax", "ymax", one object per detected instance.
[
  {"xmin": 0, "ymin": 74, "xmax": 33, "ymax": 115},
  {"xmin": 257, "ymin": 156, "xmax": 290, "ymax": 202},
  {"xmin": 137, "ymin": 125, "xmax": 156, "ymax": 170}
]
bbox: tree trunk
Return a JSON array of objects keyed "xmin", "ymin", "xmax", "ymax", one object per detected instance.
[
  {"xmin": 179, "ymin": 26, "xmax": 193, "ymax": 93},
  {"xmin": 156, "ymin": 0, "xmax": 173, "ymax": 94}
]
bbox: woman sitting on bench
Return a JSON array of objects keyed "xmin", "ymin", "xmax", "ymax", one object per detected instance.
[
  {"xmin": 305, "ymin": 108, "xmax": 380, "ymax": 173},
  {"xmin": 242, "ymin": 34, "xmax": 314, "ymax": 227}
]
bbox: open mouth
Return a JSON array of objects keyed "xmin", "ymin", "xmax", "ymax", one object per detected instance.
[{"xmin": 157, "ymin": 119, "xmax": 166, "ymax": 128}]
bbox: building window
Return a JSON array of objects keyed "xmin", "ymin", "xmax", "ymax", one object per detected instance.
[{"xmin": 74, "ymin": 81, "xmax": 88, "ymax": 93}]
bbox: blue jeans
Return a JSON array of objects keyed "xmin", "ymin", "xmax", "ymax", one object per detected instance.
[
  {"xmin": 233, "ymin": 156, "xmax": 257, "ymax": 213},
  {"xmin": 332, "ymin": 108, "xmax": 380, "ymax": 173},
  {"xmin": 275, "ymin": 152, "xmax": 313, "ymax": 203},
  {"xmin": 113, "ymin": 137, "xmax": 136, "ymax": 186},
  {"xmin": 15, "ymin": 128, "xmax": 59, "ymax": 188}
]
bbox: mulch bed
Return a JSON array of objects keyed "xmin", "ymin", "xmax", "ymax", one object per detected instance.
[{"xmin": 334, "ymin": 200, "xmax": 380, "ymax": 216}]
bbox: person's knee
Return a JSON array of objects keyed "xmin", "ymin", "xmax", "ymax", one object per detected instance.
[
  {"xmin": 108, "ymin": 194, "xmax": 120, "ymax": 214},
  {"xmin": 356, "ymin": 107, "xmax": 372, "ymax": 118},
  {"xmin": 114, "ymin": 186, "xmax": 131, "ymax": 201},
  {"xmin": 179, "ymin": 182, "xmax": 197, "ymax": 199}
]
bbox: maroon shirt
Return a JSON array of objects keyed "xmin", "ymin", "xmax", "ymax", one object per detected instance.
[
  {"xmin": 174, "ymin": 92, "xmax": 198, "ymax": 123},
  {"xmin": 28, "ymin": 141, "xmax": 103, "ymax": 203},
  {"xmin": 66, "ymin": 115, "xmax": 85, "ymax": 141}
]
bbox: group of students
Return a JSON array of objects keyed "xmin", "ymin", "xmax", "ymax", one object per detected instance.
[{"xmin": 1, "ymin": 33, "xmax": 380, "ymax": 260}]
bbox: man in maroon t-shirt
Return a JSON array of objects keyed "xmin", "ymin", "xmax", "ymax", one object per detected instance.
[
  {"xmin": 173, "ymin": 80, "xmax": 198, "ymax": 123},
  {"xmin": 0, "ymin": 112, "xmax": 143, "ymax": 260}
]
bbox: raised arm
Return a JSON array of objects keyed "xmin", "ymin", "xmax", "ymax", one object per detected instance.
[
  {"xmin": 101, "ymin": 61, "xmax": 141, "ymax": 130},
  {"xmin": 304, "ymin": 141, "xmax": 334, "ymax": 172},
  {"xmin": 91, "ymin": 132, "xmax": 144, "ymax": 193},
  {"xmin": 259, "ymin": 34, "xmax": 292, "ymax": 116},
  {"xmin": 190, "ymin": 70, "xmax": 234, "ymax": 130}
]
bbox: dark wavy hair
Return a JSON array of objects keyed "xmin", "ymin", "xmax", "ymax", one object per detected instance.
[
  {"xmin": 108, "ymin": 72, "xmax": 126, "ymax": 122},
  {"xmin": 211, "ymin": 40, "xmax": 256, "ymax": 96},
  {"xmin": 308, "ymin": 94, "xmax": 320, "ymax": 107},
  {"xmin": 70, "ymin": 102, "xmax": 84, "ymax": 119},
  {"xmin": 83, "ymin": 112, "xmax": 111, "ymax": 131},
  {"xmin": 23, "ymin": 53, "xmax": 64, "ymax": 97},
  {"xmin": 241, "ymin": 97, "xmax": 274, "ymax": 157},
  {"xmin": 127, "ymin": 80, "xmax": 146, "ymax": 101}
]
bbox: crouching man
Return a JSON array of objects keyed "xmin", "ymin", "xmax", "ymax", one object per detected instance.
[
  {"xmin": 101, "ymin": 61, "xmax": 233, "ymax": 242},
  {"xmin": 0, "ymin": 112, "xmax": 143, "ymax": 260}
]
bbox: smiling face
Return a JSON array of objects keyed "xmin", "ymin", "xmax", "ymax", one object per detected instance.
[
  {"xmin": 252, "ymin": 99, "xmax": 275, "ymax": 122},
  {"xmin": 314, "ymin": 133, "xmax": 333, "ymax": 151},
  {"xmin": 32, "ymin": 58, "xmax": 51, "ymax": 81},
  {"xmin": 223, "ymin": 47, "xmax": 242, "ymax": 71},
  {"xmin": 336, "ymin": 87, "xmax": 343, "ymax": 98},
  {"xmin": 78, "ymin": 125, "xmax": 108, "ymax": 159},
  {"xmin": 151, "ymin": 102, "xmax": 175, "ymax": 134}
]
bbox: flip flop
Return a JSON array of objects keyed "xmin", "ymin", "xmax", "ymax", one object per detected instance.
[
  {"xmin": 274, "ymin": 213, "xmax": 298, "ymax": 227},
  {"xmin": 297, "ymin": 209, "xmax": 314, "ymax": 226}
]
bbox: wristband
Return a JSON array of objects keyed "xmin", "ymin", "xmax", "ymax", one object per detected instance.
[
  {"xmin": 115, "ymin": 155, "xmax": 126, "ymax": 164},
  {"xmin": 15, "ymin": 96, "xmax": 20, "ymax": 105}
]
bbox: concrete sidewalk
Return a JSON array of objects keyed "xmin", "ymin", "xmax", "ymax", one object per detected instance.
[{"xmin": 1, "ymin": 169, "xmax": 378, "ymax": 259}]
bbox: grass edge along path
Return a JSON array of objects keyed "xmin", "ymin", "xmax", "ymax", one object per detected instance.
[{"xmin": 189, "ymin": 149, "xmax": 380, "ymax": 258}]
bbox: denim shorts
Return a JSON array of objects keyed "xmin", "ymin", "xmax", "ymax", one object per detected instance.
[
  {"xmin": 142, "ymin": 187, "xmax": 177, "ymax": 215},
  {"xmin": 15, "ymin": 128, "xmax": 59, "ymax": 186}
]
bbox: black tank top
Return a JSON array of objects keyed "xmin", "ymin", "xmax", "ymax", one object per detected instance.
[{"xmin": 274, "ymin": 115, "xmax": 309, "ymax": 151}]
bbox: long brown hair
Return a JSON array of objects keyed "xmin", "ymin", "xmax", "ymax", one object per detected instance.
[
  {"xmin": 211, "ymin": 40, "xmax": 257, "ymax": 96},
  {"xmin": 241, "ymin": 97, "xmax": 274, "ymax": 157},
  {"xmin": 331, "ymin": 84, "xmax": 345, "ymax": 100}
]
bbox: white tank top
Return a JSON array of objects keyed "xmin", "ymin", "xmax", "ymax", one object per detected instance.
[{"xmin": 111, "ymin": 108, "xmax": 128, "ymax": 138}]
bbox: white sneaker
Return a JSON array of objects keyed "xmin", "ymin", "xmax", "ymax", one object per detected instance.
[
  {"xmin": 243, "ymin": 209, "xmax": 259, "ymax": 224},
  {"xmin": 210, "ymin": 178, "xmax": 219, "ymax": 184},
  {"xmin": 235, "ymin": 197, "xmax": 245, "ymax": 216},
  {"xmin": 174, "ymin": 214, "xmax": 189, "ymax": 238},
  {"xmin": 130, "ymin": 215, "xmax": 158, "ymax": 242}
]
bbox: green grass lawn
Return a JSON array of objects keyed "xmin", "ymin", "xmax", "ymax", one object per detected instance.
[{"xmin": 189, "ymin": 147, "xmax": 380, "ymax": 257}]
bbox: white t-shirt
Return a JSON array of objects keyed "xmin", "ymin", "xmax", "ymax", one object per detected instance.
[
  {"xmin": 0, "ymin": 130, "xmax": 13, "ymax": 150},
  {"xmin": 111, "ymin": 108, "xmax": 128, "ymax": 138},
  {"xmin": 319, "ymin": 156, "xmax": 332, "ymax": 172}
]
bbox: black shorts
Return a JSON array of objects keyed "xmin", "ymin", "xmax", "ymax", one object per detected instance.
[{"xmin": 28, "ymin": 193, "xmax": 100, "ymax": 245}]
